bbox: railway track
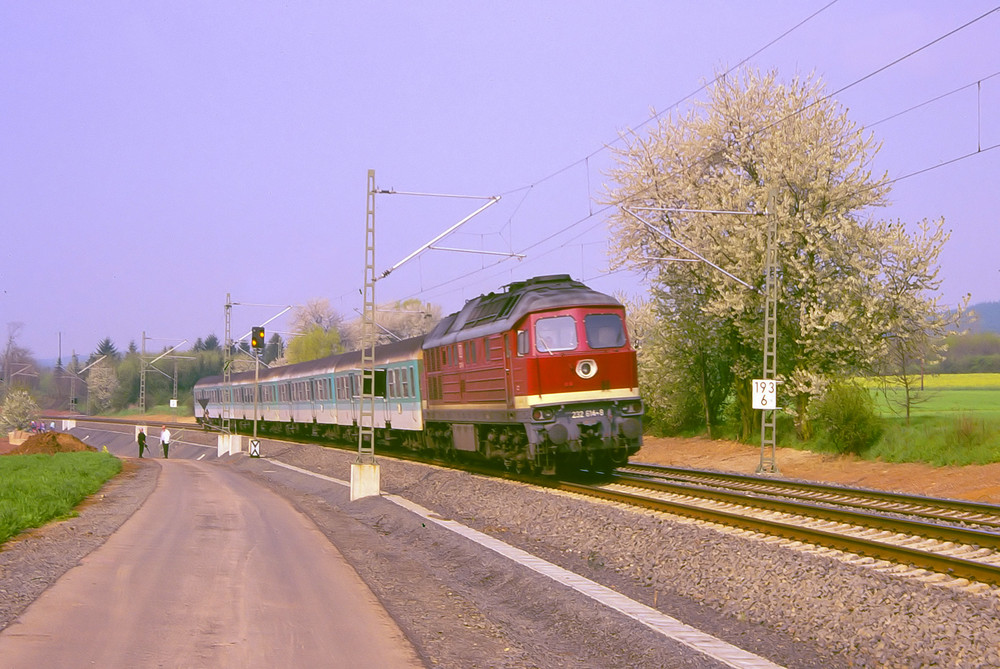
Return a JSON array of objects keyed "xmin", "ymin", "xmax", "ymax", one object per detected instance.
[{"xmin": 558, "ymin": 463, "xmax": 1000, "ymax": 587}]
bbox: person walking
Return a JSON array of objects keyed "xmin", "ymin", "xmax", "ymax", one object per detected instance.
[
  {"xmin": 137, "ymin": 428, "xmax": 147, "ymax": 458},
  {"xmin": 161, "ymin": 426, "xmax": 171, "ymax": 459}
]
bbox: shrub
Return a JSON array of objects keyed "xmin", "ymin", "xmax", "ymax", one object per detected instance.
[
  {"xmin": 1, "ymin": 389, "xmax": 40, "ymax": 432},
  {"xmin": 945, "ymin": 414, "xmax": 990, "ymax": 451},
  {"xmin": 812, "ymin": 382, "xmax": 883, "ymax": 455}
]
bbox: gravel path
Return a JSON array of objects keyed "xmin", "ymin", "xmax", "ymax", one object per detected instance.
[{"xmin": 4, "ymin": 441, "xmax": 1000, "ymax": 668}]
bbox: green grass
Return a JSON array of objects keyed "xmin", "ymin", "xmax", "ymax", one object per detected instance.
[
  {"xmin": 743, "ymin": 374, "xmax": 1000, "ymax": 466},
  {"xmin": 873, "ymin": 388, "xmax": 1000, "ymax": 419},
  {"xmin": 861, "ymin": 373, "xmax": 1000, "ymax": 391},
  {"xmin": 107, "ymin": 402, "xmax": 188, "ymax": 417},
  {"xmin": 0, "ymin": 452, "xmax": 122, "ymax": 545},
  {"xmin": 866, "ymin": 414, "xmax": 1000, "ymax": 466},
  {"xmin": 833, "ymin": 375, "xmax": 1000, "ymax": 465}
]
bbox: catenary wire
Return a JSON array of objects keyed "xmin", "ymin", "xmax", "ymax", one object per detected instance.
[{"xmin": 350, "ymin": 4, "xmax": 1000, "ymax": 317}]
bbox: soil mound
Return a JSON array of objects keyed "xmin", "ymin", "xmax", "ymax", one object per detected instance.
[{"xmin": 5, "ymin": 432, "xmax": 96, "ymax": 455}]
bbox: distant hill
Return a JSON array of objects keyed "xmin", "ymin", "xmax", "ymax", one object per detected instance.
[{"xmin": 968, "ymin": 302, "xmax": 1000, "ymax": 334}]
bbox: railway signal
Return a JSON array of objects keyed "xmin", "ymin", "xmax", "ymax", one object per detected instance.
[{"xmin": 251, "ymin": 326, "xmax": 265, "ymax": 351}]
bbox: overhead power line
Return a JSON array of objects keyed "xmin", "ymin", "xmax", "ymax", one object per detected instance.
[{"xmin": 375, "ymin": 5, "xmax": 1000, "ymax": 311}]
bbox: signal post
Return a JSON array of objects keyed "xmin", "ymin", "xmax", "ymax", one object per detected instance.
[{"xmin": 250, "ymin": 326, "xmax": 264, "ymax": 458}]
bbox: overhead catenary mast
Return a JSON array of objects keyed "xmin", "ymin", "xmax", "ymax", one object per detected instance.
[{"xmin": 352, "ymin": 170, "xmax": 505, "ymax": 501}]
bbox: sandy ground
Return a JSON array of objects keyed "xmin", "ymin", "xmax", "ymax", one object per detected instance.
[{"xmin": 634, "ymin": 436, "xmax": 1000, "ymax": 504}]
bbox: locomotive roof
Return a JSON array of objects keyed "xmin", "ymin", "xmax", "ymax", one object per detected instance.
[{"xmin": 422, "ymin": 274, "xmax": 621, "ymax": 349}]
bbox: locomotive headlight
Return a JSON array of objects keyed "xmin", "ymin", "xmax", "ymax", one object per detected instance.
[
  {"xmin": 532, "ymin": 407, "xmax": 556, "ymax": 422},
  {"xmin": 576, "ymin": 359, "xmax": 598, "ymax": 379},
  {"xmin": 619, "ymin": 400, "xmax": 643, "ymax": 415}
]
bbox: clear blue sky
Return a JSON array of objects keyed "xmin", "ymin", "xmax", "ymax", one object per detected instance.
[{"xmin": 2, "ymin": 1, "xmax": 998, "ymax": 361}]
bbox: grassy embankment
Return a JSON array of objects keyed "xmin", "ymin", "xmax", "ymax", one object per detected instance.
[
  {"xmin": 859, "ymin": 373, "xmax": 1000, "ymax": 466},
  {"xmin": 107, "ymin": 403, "xmax": 197, "ymax": 422},
  {"xmin": 0, "ymin": 451, "xmax": 122, "ymax": 545}
]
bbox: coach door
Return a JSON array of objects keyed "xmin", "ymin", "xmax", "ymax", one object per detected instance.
[{"xmin": 352, "ymin": 369, "xmax": 388, "ymax": 427}]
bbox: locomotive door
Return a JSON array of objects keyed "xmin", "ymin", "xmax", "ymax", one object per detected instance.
[{"xmin": 503, "ymin": 333, "xmax": 515, "ymax": 409}]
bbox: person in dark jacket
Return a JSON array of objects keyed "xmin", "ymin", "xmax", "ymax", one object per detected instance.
[{"xmin": 137, "ymin": 428, "xmax": 147, "ymax": 458}]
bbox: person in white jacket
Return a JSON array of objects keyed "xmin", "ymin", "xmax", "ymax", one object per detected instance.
[{"xmin": 161, "ymin": 426, "xmax": 171, "ymax": 458}]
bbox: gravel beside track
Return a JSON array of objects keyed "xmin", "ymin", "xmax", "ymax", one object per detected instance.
[{"xmin": 4, "ymin": 440, "xmax": 1000, "ymax": 667}]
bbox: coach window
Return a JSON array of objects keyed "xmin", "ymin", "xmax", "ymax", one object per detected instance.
[
  {"xmin": 535, "ymin": 315, "xmax": 578, "ymax": 353},
  {"xmin": 401, "ymin": 366, "xmax": 411, "ymax": 397}
]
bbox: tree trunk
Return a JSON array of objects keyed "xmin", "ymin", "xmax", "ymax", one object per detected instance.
[
  {"xmin": 699, "ymin": 354, "xmax": 713, "ymax": 439},
  {"xmin": 735, "ymin": 379, "xmax": 753, "ymax": 441},
  {"xmin": 795, "ymin": 393, "xmax": 812, "ymax": 441}
]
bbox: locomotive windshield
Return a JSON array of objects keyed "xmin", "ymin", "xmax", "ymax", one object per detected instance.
[
  {"xmin": 585, "ymin": 313, "xmax": 626, "ymax": 349},
  {"xmin": 535, "ymin": 315, "xmax": 578, "ymax": 353}
]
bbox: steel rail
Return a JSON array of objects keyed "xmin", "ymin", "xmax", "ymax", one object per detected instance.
[
  {"xmin": 608, "ymin": 473, "xmax": 1000, "ymax": 549},
  {"xmin": 559, "ymin": 481, "xmax": 1000, "ymax": 586},
  {"xmin": 43, "ymin": 414, "xmax": 209, "ymax": 433},
  {"xmin": 563, "ymin": 480, "xmax": 1000, "ymax": 585},
  {"xmin": 624, "ymin": 462, "xmax": 1000, "ymax": 524}
]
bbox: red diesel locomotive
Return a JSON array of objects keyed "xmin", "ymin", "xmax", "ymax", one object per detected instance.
[{"xmin": 421, "ymin": 274, "xmax": 643, "ymax": 473}]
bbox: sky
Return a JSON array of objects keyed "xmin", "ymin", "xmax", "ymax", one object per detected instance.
[{"xmin": 2, "ymin": 1, "xmax": 998, "ymax": 362}]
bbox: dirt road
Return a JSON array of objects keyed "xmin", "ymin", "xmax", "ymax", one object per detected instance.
[{"xmin": 0, "ymin": 459, "xmax": 423, "ymax": 668}]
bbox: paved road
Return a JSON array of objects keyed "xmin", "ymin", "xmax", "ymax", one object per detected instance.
[{"xmin": 0, "ymin": 459, "xmax": 423, "ymax": 668}]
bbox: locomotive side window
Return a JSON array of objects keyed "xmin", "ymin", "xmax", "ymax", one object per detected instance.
[
  {"xmin": 516, "ymin": 330, "xmax": 528, "ymax": 356},
  {"xmin": 585, "ymin": 313, "xmax": 626, "ymax": 349},
  {"xmin": 535, "ymin": 315, "xmax": 578, "ymax": 353}
]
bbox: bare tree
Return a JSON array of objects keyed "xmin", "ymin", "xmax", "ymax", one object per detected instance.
[
  {"xmin": 871, "ymin": 218, "xmax": 969, "ymax": 423},
  {"xmin": 3, "ymin": 322, "xmax": 37, "ymax": 397},
  {"xmin": 290, "ymin": 298, "xmax": 344, "ymax": 334}
]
